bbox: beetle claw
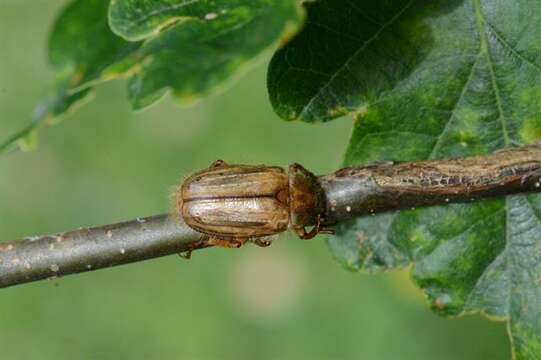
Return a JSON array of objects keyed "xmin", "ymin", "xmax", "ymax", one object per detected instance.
[
  {"xmin": 296, "ymin": 227, "xmax": 318, "ymax": 240},
  {"xmin": 209, "ymin": 160, "xmax": 228, "ymax": 169},
  {"xmin": 207, "ymin": 237, "xmax": 246, "ymax": 248},
  {"xmin": 178, "ymin": 251, "xmax": 193, "ymax": 260},
  {"xmin": 252, "ymin": 238, "xmax": 272, "ymax": 247},
  {"xmin": 295, "ymin": 215, "xmax": 334, "ymax": 240}
]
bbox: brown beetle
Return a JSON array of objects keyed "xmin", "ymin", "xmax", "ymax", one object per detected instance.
[{"xmin": 176, "ymin": 160, "xmax": 334, "ymax": 248}]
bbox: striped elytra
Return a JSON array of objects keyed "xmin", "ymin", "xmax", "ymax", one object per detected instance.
[{"xmin": 177, "ymin": 160, "xmax": 328, "ymax": 247}]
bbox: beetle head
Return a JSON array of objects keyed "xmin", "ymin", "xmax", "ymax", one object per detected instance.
[{"xmin": 288, "ymin": 163, "xmax": 325, "ymax": 229}]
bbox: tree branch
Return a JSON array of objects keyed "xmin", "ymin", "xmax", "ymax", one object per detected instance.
[
  {"xmin": 0, "ymin": 215, "xmax": 207, "ymax": 288},
  {"xmin": 1, "ymin": 144, "xmax": 540, "ymax": 289},
  {"xmin": 319, "ymin": 144, "xmax": 541, "ymax": 224}
]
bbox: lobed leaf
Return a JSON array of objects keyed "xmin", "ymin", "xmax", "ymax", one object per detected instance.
[
  {"xmin": 2, "ymin": 0, "xmax": 301, "ymax": 153},
  {"xmin": 0, "ymin": 81, "xmax": 93, "ymax": 154},
  {"xmin": 49, "ymin": 0, "xmax": 139, "ymax": 90},
  {"xmin": 107, "ymin": 0, "xmax": 300, "ymax": 109},
  {"xmin": 268, "ymin": 0, "xmax": 434, "ymax": 122},
  {"xmin": 109, "ymin": 0, "xmax": 285, "ymax": 41},
  {"xmin": 271, "ymin": 0, "xmax": 541, "ymax": 358},
  {"xmin": 0, "ymin": 0, "xmax": 136, "ymax": 154}
]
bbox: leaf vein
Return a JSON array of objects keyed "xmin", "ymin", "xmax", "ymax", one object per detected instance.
[
  {"xmin": 463, "ymin": 207, "xmax": 507, "ymax": 309},
  {"xmin": 474, "ymin": 0, "xmax": 510, "ymax": 146},
  {"xmin": 342, "ymin": 0, "xmax": 383, "ymax": 26},
  {"xmin": 306, "ymin": 21, "xmax": 364, "ymax": 44},
  {"xmin": 121, "ymin": 0, "xmax": 200, "ymax": 34},
  {"xmin": 428, "ymin": 54, "xmax": 481, "ymax": 159},
  {"xmin": 485, "ymin": 21, "xmax": 541, "ymax": 74},
  {"xmin": 299, "ymin": 0, "xmax": 415, "ymax": 120}
]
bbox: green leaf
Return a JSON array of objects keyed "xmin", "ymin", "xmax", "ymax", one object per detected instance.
[
  {"xmin": 49, "ymin": 0, "xmax": 139, "ymax": 90},
  {"xmin": 272, "ymin": 0, "xmax": 541, "ymax": 357},
  {"xmin": 107, "ymin": 0, "xmax": 301, "ymax": 109},
  {"xmin": 109, "ymin": 0, "xmax": 286, "ymax": 41},
  {"xmin": 268, "ymin": 0, "xmax": 436, "ymax": 122},
  {"xmin": 0, "ymin": 84, "xmax": 93, "ymax": 154},
  {"xmin": 2, "ymin": 0, "xmax": 301, "ymax": 153},
  {"xmin": 1, "ymin": 0, "xmax": 135, "ymax": 154}
]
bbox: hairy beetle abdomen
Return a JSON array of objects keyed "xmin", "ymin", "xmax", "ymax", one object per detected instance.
[{"xmin": 179, "ymin": 164, "xmax": 289, "ymax": 239}]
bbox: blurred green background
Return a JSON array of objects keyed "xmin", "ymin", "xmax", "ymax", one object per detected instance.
[{"xmin": 0, "ymin": 1, "xmax": 509, "ymax": 359}]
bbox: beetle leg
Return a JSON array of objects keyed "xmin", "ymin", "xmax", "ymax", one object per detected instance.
[
  {"xmin": 252, "ymin": 238, "xmax": 272, "ymax": 247},
  {"xmin": 177, "ymin": 241, "xmax": 202, "ymax": 260},
  {"xmin": 207, "ymin": 237, "xmax": 247, "ymax": 248},
  {"xmin": 295, "ymin": 218, "xmax": 320, "ymax": 240},
  {"xmin": 295, "ymin": 226, "xmax": 318, "ymax": 240},
  {"xmin": 209, "ymin": 159, "xmax": 229, "ymax": 169},
  {"xmin": 177, "ymin": 237, "xmax": 212, "ymax": 260},
  {"xmin": 295, "ymin": 215, "xmax": 335, "ymax": 240},
  {"xmin": 178, "ymin": 251, "xmax": 193, "ymax": 260},
  {"xmin": 319, "ymin": 227, "xmax": 336, "ymax": 235}
]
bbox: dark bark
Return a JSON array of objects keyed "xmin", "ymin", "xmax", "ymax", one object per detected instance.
[{"xmin": 319, "ymin": 144, "xmax": 541, "ymax": 225}]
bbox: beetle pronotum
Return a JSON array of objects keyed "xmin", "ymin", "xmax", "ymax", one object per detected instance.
[{"xmin": 176, "ymin": 160, "xmax": 334, "ymax": 249}]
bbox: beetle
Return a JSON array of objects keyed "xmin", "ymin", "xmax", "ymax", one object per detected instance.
[{"xmin": 176, "ymin": 160, "xmax": 334, "ymax": 248}]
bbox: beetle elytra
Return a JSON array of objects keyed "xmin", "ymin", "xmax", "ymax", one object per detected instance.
[{"xmin": 176, "ymin": 160, "xmax": 333, "ymax": 248}]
